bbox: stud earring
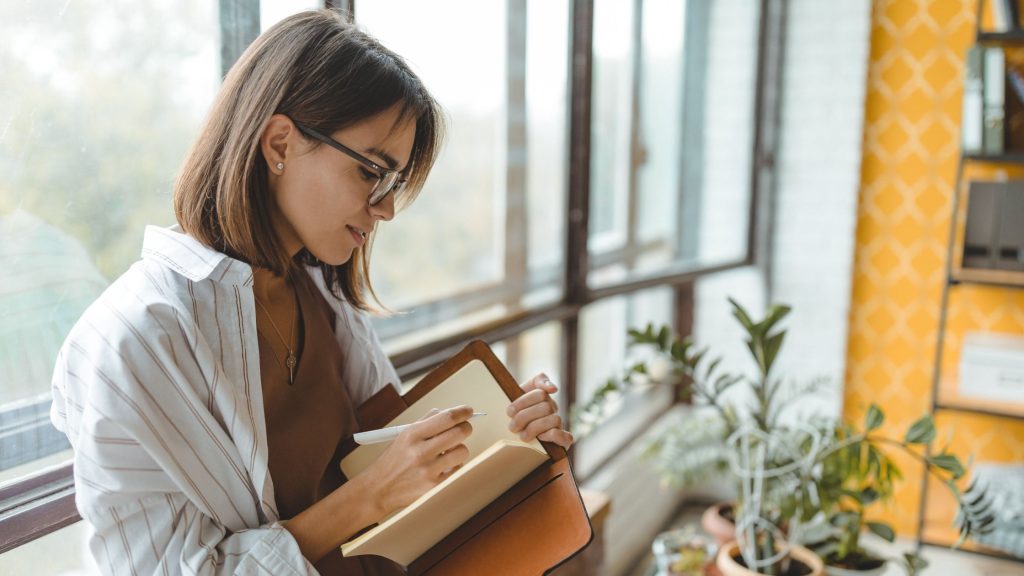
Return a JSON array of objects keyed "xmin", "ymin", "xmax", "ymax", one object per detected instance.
[{"xmin": 276, "ymin": 162, "xmax": 285, "ymax": 171}]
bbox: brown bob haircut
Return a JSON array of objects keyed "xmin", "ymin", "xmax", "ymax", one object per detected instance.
[{"xmin": 174, "ymin": 9, "xmax": 444, "ymax": 313}]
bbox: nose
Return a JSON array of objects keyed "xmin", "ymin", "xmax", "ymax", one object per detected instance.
[{"xmin": 368, "ymin": 190, "xmax": 396, "ymax": 222}]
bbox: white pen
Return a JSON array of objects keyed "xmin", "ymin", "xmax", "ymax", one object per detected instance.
[{"xmin": 353, "ymin": 412, "xmax": 488, "ymax": 445}]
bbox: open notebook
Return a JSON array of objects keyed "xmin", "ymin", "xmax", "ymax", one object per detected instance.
[{"xmin": 339, "ymin": 356, "xmax": 551, "ymax": 566}]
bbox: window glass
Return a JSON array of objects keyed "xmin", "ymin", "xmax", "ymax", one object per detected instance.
[
  {"xmin": 526, "ymin": 0, "xmax": 570, "ymax": 291},
  {"xmin": 574, "ymin": 286, "xmax": 675, "ymax": 478},
  {"xmin": 589, "ymin": 0, "xmax": 634, "ymax": 252},
  {"xmin": 360, "ymin": 1, "xmax": 570, "ymax": 353},
  {"xmin": 260, "ymin": 0, "xmax": 320, "ymax": 31},
  {"xmin": 588, "ymin": 0, "xmax": 759, "ymax": 288},
  {"xmin": 0, "ymin": 0, "xmax": 218, "ymax": 484},
  {"xmin": 360, "ymin": 0, "xmax": 506, "ymax": 309},
  {"xmin": 635, "ymin": 0, "xmax": 684, "ymax": 255},
  {"xmin": 0, "ymin": 520, "xmax": 98, "ymax": 575},
  {"xmin": 696, "ymin": 0, "xmax": 759, "ymax": 266},
  {"xmin": 501, "ymin": 321, "xmax": 565, "ymax": 413}
]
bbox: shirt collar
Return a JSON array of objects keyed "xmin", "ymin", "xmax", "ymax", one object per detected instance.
[{"xmin": 141, "ymin": 225, "xmax": 254, "ymax": 286}]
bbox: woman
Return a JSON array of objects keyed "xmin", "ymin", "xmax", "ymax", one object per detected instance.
[{"xmin": 50, "ymin": 10, "xmax": 572, "ymax": 575}]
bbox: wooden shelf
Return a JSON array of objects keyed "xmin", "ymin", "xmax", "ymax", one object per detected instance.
[
  {"xmin": 936, "ymin": 377, "xmax": 1024, "ymax": 421},
  {"xmin": 935, "ymin": 400, "xmax": 1024, "ymax": 420},
  {"xmin": 977, "ymin": 30, "xmax": 1024, "ymax": 45},
  {"xmin": 921, "ymin": 521, "xmax": 1023, "ymax": 562},
  {"xmin": 949, "ymin": 271, "xmax": 1024, "ymax": 289},
  {"xmin": 963, "ymin": 152, "xmax": 1024, "ymax": 164}
]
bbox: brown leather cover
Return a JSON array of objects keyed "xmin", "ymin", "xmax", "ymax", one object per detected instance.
[{"xmin": 342, "ymin": 340, "xmax": 593, "ymax": 575}]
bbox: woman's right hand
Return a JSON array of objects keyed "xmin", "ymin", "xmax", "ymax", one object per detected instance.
[{"xmin": 361, "ymin": 405, "xmax": 476, "ymax": 520}]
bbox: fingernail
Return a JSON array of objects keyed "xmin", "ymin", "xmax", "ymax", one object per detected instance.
[{"xmin": 506, "ymin": 405, "xmax": 515, "ymax": 416}]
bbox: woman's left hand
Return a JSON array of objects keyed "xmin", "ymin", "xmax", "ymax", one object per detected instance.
[{"xmin": 507, "ymin": 373, "xmax": 574, "ymax": 449}]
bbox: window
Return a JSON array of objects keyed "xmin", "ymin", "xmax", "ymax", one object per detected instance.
[
  {"xmin": 0, "ymin": 0, "xmax": 219, "ymax": 493},
  {"xmin": 0, "ymin": 0, "xmax": 779, "ymax": 559},
  {"xmin": 359, "ymin": 0, "xmax": 572, "ymax": 354},
  {"xmin": 588, "ymin": 0, "xmax": 759, "ymax": 290}
]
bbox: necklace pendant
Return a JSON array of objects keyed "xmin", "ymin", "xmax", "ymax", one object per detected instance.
[{"xmin": 286, "ymin": 351, "xmax": 297, "ymax": 385}]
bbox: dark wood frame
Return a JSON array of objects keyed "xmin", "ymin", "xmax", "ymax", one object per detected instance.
[{"xmin": 0, "ymin": 0, "xmax": 784, "ymax": 556}]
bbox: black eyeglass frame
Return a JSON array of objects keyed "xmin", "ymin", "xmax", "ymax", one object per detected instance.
[{"xmin": 291, "ymin": 120, "xmax": 407, "ymax": 206}]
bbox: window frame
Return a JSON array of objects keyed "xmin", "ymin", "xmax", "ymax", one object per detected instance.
[{"xmin": 0, "ymin": 0, "xmax": 785, "ymax": 554}]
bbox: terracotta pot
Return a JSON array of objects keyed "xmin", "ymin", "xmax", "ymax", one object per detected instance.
[
  {"xmin": 701, "ymin": 502, "xmax": 736, "ymax": 547},
  {"xmin": 716, "ymin": 540, "xmax": 824, "ymax": 576}
]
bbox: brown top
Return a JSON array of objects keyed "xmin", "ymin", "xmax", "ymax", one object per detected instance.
[{"xmin": 259, "ymin": 271, "xmax": 402, "ymax": 576}]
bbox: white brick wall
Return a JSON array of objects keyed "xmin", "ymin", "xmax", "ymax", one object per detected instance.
[
  {"xmin": 697, "ymin": 0, "xmax": 872, "ymax": 422},
  {"xmin": 769, "ymin": 0, "xmax": 871, "ymax": 420}
]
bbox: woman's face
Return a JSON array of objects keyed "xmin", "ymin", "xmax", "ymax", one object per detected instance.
[{"xmin": 264, "ymin": 103, "xmax": 416, "ymax": 265}]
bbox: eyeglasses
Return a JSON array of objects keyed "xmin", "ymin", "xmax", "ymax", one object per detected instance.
[{"xmin": 291, "ymin": 121, "xmax": 407, "ymax": 206}]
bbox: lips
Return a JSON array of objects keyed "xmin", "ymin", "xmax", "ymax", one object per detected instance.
[{"xmin": 347, "ymin": 225, "xmax": 368, "ymax": 247}]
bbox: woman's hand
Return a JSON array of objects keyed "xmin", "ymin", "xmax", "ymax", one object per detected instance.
[
  {"xmin": 361, "ymin": 405, "xmax": 475, "ymax": 520},
  {"xmin": 507, "ymin": 373, "xmax": 574, "ymax": 449}
]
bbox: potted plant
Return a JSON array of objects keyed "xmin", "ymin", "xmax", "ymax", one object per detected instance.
[
  {"xmin": 803, "ymin": 410, "xmax": 995, "ymax": 575},
  {"xmin": 651, "ymin": 526, "xmax": 716, "ymax": 575},
  {"xmin": 574, "ymin": 299, "xmax": 995, "ymax": 576}
]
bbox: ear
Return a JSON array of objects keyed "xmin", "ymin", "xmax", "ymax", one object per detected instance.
[{"xmin": 260, "ymin": 114, "xmax": 297, "ymax": 175}]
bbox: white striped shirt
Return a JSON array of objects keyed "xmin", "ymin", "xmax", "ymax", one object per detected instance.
[{"xmin": 49, "ymin": 225, "xmax": 400, "ymax": 575}]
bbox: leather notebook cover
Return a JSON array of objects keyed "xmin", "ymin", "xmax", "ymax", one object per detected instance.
[{"xmin": 338, "ymin": 340, "xmax": 593, "ymax": 575}]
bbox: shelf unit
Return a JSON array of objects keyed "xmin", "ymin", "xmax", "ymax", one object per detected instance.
[{"xmin": 914, "ymin": 6, "xmax": 1024, "ymax": 563}]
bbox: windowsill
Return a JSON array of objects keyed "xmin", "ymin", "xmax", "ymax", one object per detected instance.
[{"xmin": 625, "ymin": 503, "xmax": 1023, "ymax": 576}]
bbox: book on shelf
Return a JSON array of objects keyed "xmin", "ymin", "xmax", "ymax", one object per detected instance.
[
  {"xmin": 991, "ymin": 0, "xmax": 1021, "ymax": 33},
  {"xmin": 962, "ymin": 181, "xmax": 1000, "ymax": 270},
  {"xmin": 336, "ymin": 341, "xmax": 592, "ymax": 575},
  {"xmin": 959, "ymin": 332, "xmax": 1024, "ymax": 405},
  {"xmin": 1006, "ymin": 68, "xmax": 1024, "ymax": 151},
  {"xmin": 956, "ymin": 180, "xmax": 1024, "ymax": 285},
  {"xmin": 984, "ymin": 46, "xmax": 1006, "ymax": 155},
  {"xmin": 964, "ymin": 45, "xmax": 985, "ymax": 154}
]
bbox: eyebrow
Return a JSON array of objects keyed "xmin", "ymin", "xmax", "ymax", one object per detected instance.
[{"xmin": 365, "ymin": 147, "xmax": 403, "ymax": 172}]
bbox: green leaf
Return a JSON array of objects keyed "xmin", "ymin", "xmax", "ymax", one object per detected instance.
[
  {"xmin": 704, "ymin": 357, "xmax": 722, "ymax": 380},
  {"xmin": 865, "ymin": 404, "xmax": 884, "ymax": 431},
  {"xmin": 903, "ymin": 552, "xmax": 928, "ymax": 575},
  {"xmin": 859, "ymin": 487, "xmax": 881, "ymax": 506},
  {"xmin": 670, "ymin": 339, "xmax": 684, "ymax": 361},
  {"xmin": 761, "ymin": 304, "xmax": 792, "ymax": 334},
  {"xmin": 689, "ymin": 348, "xmax": 707, "ymax": 372},
  {"xmin": 715, "ymin": 374, "xmax": 742, "ymax": 395},
  {"xmin": 762, "ymin": 331, "xmax": 786, "ymax": 374},
  {"xmin": 657, "ymin": 326, "xmax": 671, "ymax": 351},
  {"xmin": 830, "ymin": 511, "xmax": 858, "ymax": 527},
  {"xmin": 929, "ymin": 454, "xmax": 966, "ymax": 479},
  {"xmin": 729, "ymin": 297, "xmax": 755, "ymax": 330},
  {"xmin": 905, "ymin": 415, "xmax": 936, "ymax": 445},
  {"xmin": 867, "ymin": 521, "xmax": 895, "ymax": 543}
]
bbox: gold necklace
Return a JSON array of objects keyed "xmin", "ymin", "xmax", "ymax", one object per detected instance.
[{"xmin": 254, "ymin": 283, "xmax": 298, "ymax": 385}]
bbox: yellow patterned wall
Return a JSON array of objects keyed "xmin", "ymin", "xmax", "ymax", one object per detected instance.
[{"xmin": 845, "ymin": 0, "xmax": 1024, "ymax": 541}]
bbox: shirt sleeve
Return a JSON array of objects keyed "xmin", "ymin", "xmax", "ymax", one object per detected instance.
[
  {"xmin": 50, "ymin": 295, "xmax": 320, "ymax": 576},
  {"xmin": 345, "ymin": 306, "xmax": 402, "ymax": 405},
  {"xmin": 82, "ymin": 492, "xmax": 317, "ymax": 576}
]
